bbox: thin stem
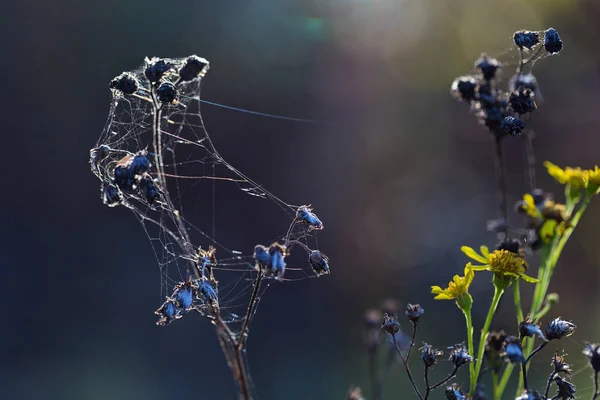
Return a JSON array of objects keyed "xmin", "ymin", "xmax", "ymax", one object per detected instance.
[
  {"xmin": 493, "ymin": 136, "xmax": 508, "ymax": 237},
  {"xmin": 513, "ymin": 279, "xmax": 524, "ymax": 326},
  {"xmin": 525, "ymin": 341, "xmax": 547, "ymax": 364},
  {"xmin": 471, "ymin": 285, "xmax": 505, "ymax": 394},
  {"xmin": 544, "ymin": 371, "xmax": 556, "ymax": 399},
  {"xmin": 407, "ymin": 322, "xmax": 418, "ymax": 361},
  {"xmin": 492, "ymin": 370, "xmax": 499, "ymax": 400},
  {"xmin": 392, "ymin": 334, "xmax": 423, "ymax": 400},
  {"xmin": 496, "ymin": 364, "xmax": 514, "ymax": 399},
  {"xmin": 593, "ymin": 370, "xmax": 599, "ymax": 400},
  {"xmin": 424, "ymin": 365, "xmax": 430, "ymax": 396},
  {"xmin": 522, "ymin": 130, "xmax": 536, "ymax": 193},
  {"xmin": 237, "ymin": 272, "xmax": 263, "ymax": 351},
  {"xmin": 430, "ymin": 365, "xmax": 460, "ymax": 390},
  {"xmin": 463, "ymin": 309, "xmax": 475, "ymax": 390},
  {"xmin": 521, "ymin": 361, "xmax": 528, "ymax": 391}
]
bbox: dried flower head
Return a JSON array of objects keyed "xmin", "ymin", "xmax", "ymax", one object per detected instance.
[
  {"xmin": 545, "ymin": 318, "xmax": 576, "ymax": 340},
  {"xmin": 503, "ymin": 336, "xmax": 525, "ymax": 364},
  {"xmin": 475, "ymin": 54, "xmax": 501, "ymax": 80},
  {"xmin": 510, "ymin": 88, "xmax": 537, "ymax": 114},
  {"xmin": 485, "ymin": 330, "xmax": 508, "ymax": 372},
  {"xmin": 583, "ymin": 343, "xmax": 600, "ymax": 372},
  {"xmin": 553, "ymin": 375, "xmax": 576, "ymax": 399},
  {"xmin": 405, "ymin": 303, "xmax": 425, "ymax": 323},
  {"xmin": 308, "ymin": 250, "xmax": 330, "ymax": 276},
  {"xmin": 544, "ymin": 27, "xmax": 563, "ymax": 54},
  {"xmin": 451, "ymin": 76, "xmax": 478, "ymax": 102},
  {"xmin": 552, "ymin": 352, "xmax": 572, "ymax": 377},
  {"xmin": 445, "ymin": 383, "xmax": 467, "ymax": 400},
  {"xmin": 513, "ymin": 30, "xmax": 540, "ymax": 49},
  {"xmin": 109, "ymin": 72, "xmax": 139, "ymax": 95},
  {"xmin": 381, "ymin": 313, "xmax": 400, "ymax": 335},
  {"xmin": 500, "ymin": 116, "xmax": 525, "ymax": 136},
  {"xmin": 449, "ymin": 343, "xmax": 473, "ymax": 367},
  {"xmin": 156, "ymin": 81, "xmax": 178, "ymax": 104},
  {"xmin": 519, "ymin": 318, "xmax": 547, "ymax": 341},
  {"xmin": 421, "ymin": 343, "xmax": 444, "ymax": 367}
]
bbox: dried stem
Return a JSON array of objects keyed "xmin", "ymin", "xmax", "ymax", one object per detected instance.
[
  {"xmin": 237, "ymin": 272, "xmax": 264, "ymax": 351},
  {"xmin": 544, "ymin": 371, "xmax": 556, "ymax": 400},
  {"xmin": 525, "ymin": 341, "xmax": 547, "ymax": 364},
  {"xmin": 593, "ymin": 371, "xmax": 599, "ymax": 400},
  {"xmin": 392, "ymin": 333, "xmax": 423, "ymax": 400},
  {"xmin": 493, "ymin": 136, "xmax": 508, "ymax": 237}
]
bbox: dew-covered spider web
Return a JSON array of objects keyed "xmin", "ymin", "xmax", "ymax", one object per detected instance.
[{"xmin": 89, "ymin": 55, "xmax": 329, "ymax": 330}]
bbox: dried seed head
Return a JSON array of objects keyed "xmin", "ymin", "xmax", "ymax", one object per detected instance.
[
  {"xmin": 552, "ymin": 352, "xmax": 572, "ymax": 377},
  {"xmin": 519, "ymin": 318, "xmax": 547, "ymax": 341},
  {"xmin": 475, "ymin": 54, "xmax": 502, "ymax": 80},
  {"xmin": 545, "ymin": 318, "xmax": 576, "ymax": 340},
  {"xmin": 405, "ymin": 303, "xmax": 424, "ymax": 323},
  {"xmin": 308, "ymin": 250, "xmax": 330, "ymax": 276},
  {"xmin": 513, "ymin": 30, "xmax": 540, "ymax": 49},
  {"xmin": 449, "ymin": 343, "xmax": 472, "ymax": 367},
  {"xmin": 109, "ymin": 72, "xmax": 139, "ymax": 95},
  {"xmin": 486, "ymin": 330, "xmax": 507, "ymax": 372},
  {"xmin": 102, "ymin": 183, "xmax": 122, "ymax": 207},
  {"xmin": 178, "ymin": 55, "xmax": 209, "ymax": 82},
  {"xmin": 544, "ymin": 28, "xmax": 563, "ymax": 54},
  {"xmin": 145, "ymin": 57, "xmax": 171, "ymax": 83},
  {"xmin": 445, "ymin": 383, "xmax": 467, "ymax": 400},
  {"xmin": 500, "ymin": 116, "xmax": 525, "ymax": 136},
  {"xmin": 155, "ymin": 299, "xmax": 180, "ymax": 326},
  {"xmin": 510, "ymin": 88, "xmax": 537, "ymax": 114},
  {"xmin": 157, "ymin": 81, "xmax": 178, "ymax": 104},
  {"xmin": 451, "ymin": 76, "xmax": 478, "ymax": 102},
  {"xmin": 553, "ymin": 375, "xmax": 576, "ymax": 399},
  {"xmin": 583, "ymin": 343, "xmax": 600, "ymax": 372},
  {"xmin": 381, "ymin": 313, "xmax": 400, "ymax": 335},
  {"xmin": 421, "ymin": 343, "xmax": 443, "ymax": 367},
  {"xmin": 503, "ymin": 336, "xmax": 525, "ymax": 363}
]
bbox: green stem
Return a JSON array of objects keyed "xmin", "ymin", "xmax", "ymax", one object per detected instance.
[
  {"xmin": 513, "ymin": 280, "xmax": 524, "ymax": 325},
  {"xmin": 471, "ymin": 285, "xmax": 505, "ymax": 394},
  {"xmin": 496, "ymin": 364, "xmax": 514, "ymax": 399},
  {"xmin": 463, "ymin": 309, "xmax": 475, "ymax": 389},
  {"xmin": 492, "ymin": 370, "xmax": 499, "ymax": 400}
]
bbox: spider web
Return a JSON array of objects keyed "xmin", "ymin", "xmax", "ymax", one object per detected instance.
[{"xmin": 89, "ymin": 55, "xmax": 328, "ymax": 328}]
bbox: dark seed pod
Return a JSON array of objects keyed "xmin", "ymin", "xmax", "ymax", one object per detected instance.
[
  {"xmin": 510, "ymin": 88, "xmax": 537, "ymax": 114},
  {"xmin": 475, "ymin": 54, "xmax": 501, "ymax": 80},
  {"xmin": 544, "ymin": 28, "xmax": 563, "ymax": 54},
  {"xmin": 500, "ymin": 116, "xmax": 525, "ymax": 136},
  {"xmin": 381, "ymin": 313, "xmax": 400, "ymax": 335},
  {"xmin": 155, "ymin": 299, "xmax": 180, "ymax": 326},
  {"xmin": 513, "ymin": 30, "xmax": 540, "ymax": 49},
  {"xmin": 109, "ymin": 72, "xmax": 139, "ymax": 95},
  {"xmin": 140, "ymin": 176, "xmax": 161, "ymax": 204},
  {"xmin": 179, "ymin": 55, "xmax": 209, "ymax": 82},
  {"xmin": 405, "ymin": 303, "xmax": 424, "ymax": 323},
  {"xmin": 156, "ymin": 82, "xmax": 178, "ymax": 104},
  {"xmin": 583, "ymin": 343, "xmax": 600, "ymax": 372},
  {"xmin": 145, "ymin": 58, "xmax": 171, "ymax": 83},
  {"xmin": 308, "ymin": 250, "xmax": 330, "ymax": 276},
  {"xmin": 102, "ymin": 183, "xmax": 122, "ymax": 207},
  {"xmin": 451, "ymin": 76, "xmax": 478, "ymax": 102}
]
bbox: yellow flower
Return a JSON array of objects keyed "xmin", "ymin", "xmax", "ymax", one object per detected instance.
[
  {"xmin": 544, "ymin": 161, "xmax": 600, "ymax": 190},
  {"xmin": 461, "ymin": 245, "xmax": 538, "ymax": 283},
  {"xmin": 431, "ymin": 264, "xmax": 474, "ymax": 300},
  {"xmin": 519, "ymin": 193, "xmax": 541, "ymax": 219}
]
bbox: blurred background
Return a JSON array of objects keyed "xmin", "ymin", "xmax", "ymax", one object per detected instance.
[{"xmin": 2, "ymin": 0, "xmax": 600, "ymax": 399}]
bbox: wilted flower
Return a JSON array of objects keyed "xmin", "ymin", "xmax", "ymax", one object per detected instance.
[
  {"xmin": 449, "ymin": 343, "xmax": 473, "ymax": 367},
  {"xmin": 503, "ymin": 336, "xmax": 525, "ymax": 363},
  {"xmin": 156, "ymin": 81, "xmax": 178, "ymax": 104},
  {"xmin": 155, "ymin": 299, "xmax": 180, "ymax": 326},
  {"xmin": 513, "ymin": 30, "xmax": 540, "ymax": 49},
  {"xmin": 197, "ymin": 279, "xmax": 218, "ymax": 304},
  {"xmin": 553, "ymin": 375, "xmax": 576, "ymax": 399},
  {"xmin": 422, "ymin": 343, "xmax": 443, "ymax": 367},
  {"xmin": 405, "ymin": 303, "xmax": 424, "ymax": 323},
  {"xmin": 381, "ymin": 313, "xmax": 400, "ymax": 335},
  {"xmin": 475, "ymin": 54, "xmax": 501, "ymax": 80},
  {"xmin": 583, "ymin": 343, "xmax": 600, "ymax": 372},
  {"xmin": 544, "ymin": 28, "xmax": 563, "ymax": 54},
  {"xmin": 552, "ymin": 352, "xmax": 572, "ymax": 377},
  {"xmin": 486, "ymin": 330, "xmax": 507, "ymax": 372},
  {"xmin": 308, "ymin": 250, "xmax": 330, "ymax": 276},
  {"xmin": 510, "ymin": 88, "xmax": 537, "ymax": 114},
  {"xmin": 445, "ymin": 383, "xmax": 467, "ymax": 400},
  {"xmin": 296, "ymin": 205, "xmax": 323, "ymax": 230},
  {"xmin": 500, "ymin": 116, "xmax": 525, "ymax": 136},
  {"xmin": 545, "ymin": 318, "xmax": 576, "ymax": 340},
  {"xmin": 451, "ymin": 76, "xmax": 478, "ymax": 102},
  {"xmin": 109, "ymin": 72, "xmax": 139, "ymax": 95},
  {"xmin": 461, "ymin": 246, "xmax": 538, "ymax": 283},
  {"xmin": 519, "ymin": 318, "xmax": 547, "ymax": 341}
]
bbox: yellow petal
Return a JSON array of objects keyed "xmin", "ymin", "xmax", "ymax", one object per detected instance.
[
  {"xmin": 471, "ymin": 266, "xmax": 489, "ymax": 271},
  {"xmin": 461, "ymin": 246, "xmax": 488, "ymax": 264},
  {"xmin": 434, "ymin": 293, "xmax": 453, "ymax": 300},
  {"xmin": 431, "ymin": 286, "xmax": 444, "ymax": 294},
  {"xmin": 480, "ymin": 245, "xmax": 490, "ymax": 259}
]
